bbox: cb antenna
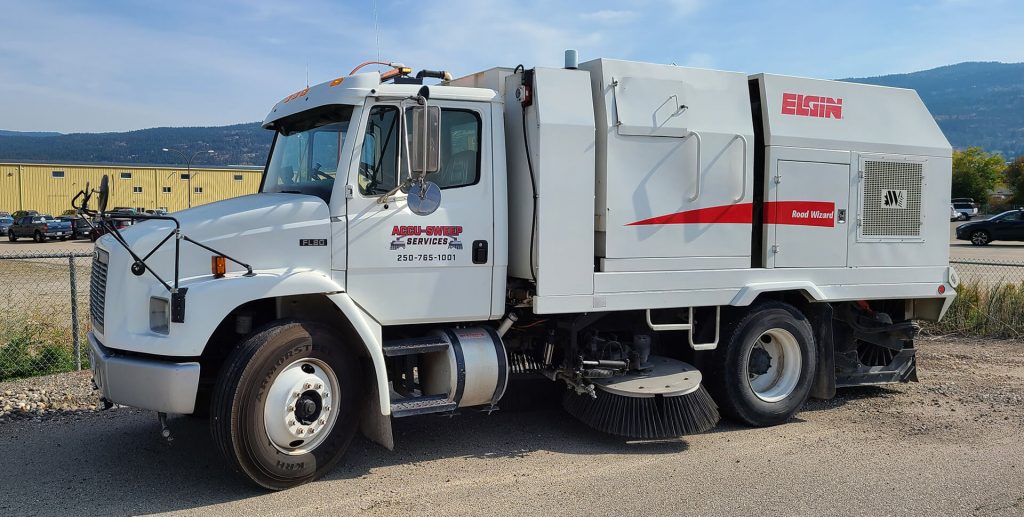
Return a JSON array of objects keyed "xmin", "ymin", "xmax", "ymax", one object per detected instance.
[{"xmin": 373, "ymin": 0, "xmax": 381, "ymax": 69}]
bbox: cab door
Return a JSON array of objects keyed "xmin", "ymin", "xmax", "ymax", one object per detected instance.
[{"xmin": 345, "ymin": 102, "xmax": 494, "ymax": 325}]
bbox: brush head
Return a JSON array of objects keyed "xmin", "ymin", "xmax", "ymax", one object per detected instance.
[{"xmin": 562, "ymin": 356, "xmax": 720, "ymax": 439}]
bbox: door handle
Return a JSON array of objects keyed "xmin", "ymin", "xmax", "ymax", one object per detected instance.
[{"xmin": 472, "ymin": 240, "xmax": 488, "ymax": 264}]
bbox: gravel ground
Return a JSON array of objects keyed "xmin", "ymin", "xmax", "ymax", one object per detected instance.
[
  {"xmin": 0, "ymin": 371, "xmax": 101, "ymax": 422},
  {"xmin": 0, "ymin": 335, "xmax": 1022, "ymax": 516}
]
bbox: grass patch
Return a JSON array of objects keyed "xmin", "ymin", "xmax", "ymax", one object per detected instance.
[
  {"xmin": 0, "ymin": 308, "xmax": 82, "ymax": 381},
  {"xmin": 926, "ymin": 280, "xmax": 1024, "ymax": 339}
]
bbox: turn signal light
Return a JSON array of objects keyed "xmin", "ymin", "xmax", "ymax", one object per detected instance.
[
  {"xmin": 937, "ymin": 284, "xmax": 946, "ymax": 294},
  {"xmin": 212, "ymin": 255, "xmax": 226, "ymax": 278}
]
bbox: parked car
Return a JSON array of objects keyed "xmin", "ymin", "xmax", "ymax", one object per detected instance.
[
  {"xmin": 955, "ymin": 209, "xmax": 1024, "ymax": 245},
  {"xmin": 56, "ymin": 216, "xmax": 91, "ymax": 239},
  {"xmin": 11, "ymin": 210, "xmax": 39, "ymax": 220},
  {"xmin": 8, "ymin": 214, "xmax": 73, "ymax": 242},
  {"xmin": 88, "ymin": 214, "xmax": 134, "ymax": 242},
  {"xmin": 0, "ymin": 211, "xmax": 11, "ymax": 218},
  {"xmin": 0, "ymin": 216, "xmax": 13, "ymax": 235},
  {"xmin": 952, "ymin": 201, "xmax": 978, "ymax": 220},
  {"xmin": 950, "ymin": 204, "xmax": 959, "ymax": 222}
]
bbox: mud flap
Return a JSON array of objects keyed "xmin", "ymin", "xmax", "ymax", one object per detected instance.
[{"xmin": 807, "ymin": 303, "xmax": 836, "ymax": 400}]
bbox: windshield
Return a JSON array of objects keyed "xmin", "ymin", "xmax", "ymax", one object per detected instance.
[{"xmin": 262, "ymin": 105, "xmax": 354, "ymax": 202}]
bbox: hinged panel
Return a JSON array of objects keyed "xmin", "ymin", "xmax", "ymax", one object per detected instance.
[
  {"xmin": 772, "ymin": 160, "xmax": 850, "ymax": 268},
  {"xmin": 613, "ymin": 76, "xmax": 691, "ymax": 137}
]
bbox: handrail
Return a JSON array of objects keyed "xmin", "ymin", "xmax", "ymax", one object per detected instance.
[
  {"xmin": 733, "ymin": 134, "xmax": 749, "ymax": 202},
  {"xmin": 687, "ymin": 130, "xmax": 703, "ymax": 202}
]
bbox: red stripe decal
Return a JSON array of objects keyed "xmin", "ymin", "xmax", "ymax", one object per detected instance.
[
  {"xmin": 766, "ymin": 201, "xmax": 836, "ymax": 227},
  {"xmin": 626, "ymin": 201, "xmax": 835, "ymax": 227},
  {"xmin": 627, "ymin": 203, "xmax": 753, "ymax": 226}
]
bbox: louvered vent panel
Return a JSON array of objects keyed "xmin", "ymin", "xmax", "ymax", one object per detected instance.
[{"xmin": 860, "ymin": 160, "xmax": 923, "ymax": 239}]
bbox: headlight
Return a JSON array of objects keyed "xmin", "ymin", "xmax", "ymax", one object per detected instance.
[{"xmin": 149, "ymin": 297, "xmax": 170, "ymax": 334}]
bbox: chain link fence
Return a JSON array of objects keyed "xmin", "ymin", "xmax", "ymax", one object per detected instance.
[
  {"xmin": 935, "ymin": 258, "xmax": 1024, "ymax": 338},
  {"xmin": 0, "ymin": 249, "xmax": 1021, "ymax": 381},
  {"xmin": 950, "ymin": 258, "xmax": 1024, "ymax": 286},
  {"xmin": 1, "ymin": 250, "xmax": 93, "ymax": 381}
]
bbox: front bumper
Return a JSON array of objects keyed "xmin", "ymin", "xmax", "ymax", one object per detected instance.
[{"xmin": 89, "ymin": 331, "xmax": 200, "ymax": 414}]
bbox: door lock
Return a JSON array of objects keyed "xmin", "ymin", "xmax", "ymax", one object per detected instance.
[{"xmin": 472, "ymin": 240, "xmax": 488, "ymax": 264}]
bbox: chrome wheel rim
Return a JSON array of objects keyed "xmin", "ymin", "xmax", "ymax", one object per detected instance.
[
  {"xmin": 745, "ymin": 328, "xmax": 802, "ymax": 403},
  {"xmin": 263, "ymin": 358, "xmax": 340, "ymax": 455}
]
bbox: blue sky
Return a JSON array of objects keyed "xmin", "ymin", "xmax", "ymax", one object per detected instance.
[{"xmin": 1, "ymin": 0, "xmax": 1022, "ymax": 133}]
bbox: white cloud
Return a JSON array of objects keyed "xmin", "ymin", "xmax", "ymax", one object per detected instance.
[{"xmin": 581, "ymin": 10, "xmax": 639, "ymax": 24}]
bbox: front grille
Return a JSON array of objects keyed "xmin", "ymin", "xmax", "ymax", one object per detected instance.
[
  {"xmin": 860, "ymin": 160, "xmax": 924, "ymax": 240},
  {"xmin": 90, "ymin": 249, "xmax": 109, "ymax": 333}
]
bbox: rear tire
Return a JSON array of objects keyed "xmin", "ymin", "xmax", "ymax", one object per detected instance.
[
  {"xmin": 210, "ymin": 321, "xmax": 360, "ymax": 490},
  {"xmin": 707, "ymin": 301, "xmax": 816, "ymax": 427},
  {"xmin": 34, "ymin": 231, "xmax": 45, "ymax": 243}
]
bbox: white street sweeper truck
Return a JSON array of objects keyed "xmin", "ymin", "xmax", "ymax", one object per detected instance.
[{"xmin": 77, "ymin": 53, "xmax": 956, "ymax": 489}]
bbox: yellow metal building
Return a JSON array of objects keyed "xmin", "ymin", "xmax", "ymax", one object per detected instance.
[{"xmin": 0, "ymin": 162, "xmax": 262, "ymax": 215}]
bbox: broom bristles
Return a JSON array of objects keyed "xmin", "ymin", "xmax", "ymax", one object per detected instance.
[{"xmin": 562, "ymin": 384, "xmax": 720, "ymax": 439}]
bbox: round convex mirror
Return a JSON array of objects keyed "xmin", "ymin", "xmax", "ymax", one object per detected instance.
[{"xmin": 407, "ymin": 181, "xmax": 441, "ymax": 216}]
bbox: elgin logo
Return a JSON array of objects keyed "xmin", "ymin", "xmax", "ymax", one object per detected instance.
[{"xmin": 781, "ymin": 93, "xmax": 843, "ymax": 119}]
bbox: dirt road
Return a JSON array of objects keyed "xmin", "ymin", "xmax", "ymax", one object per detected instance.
[{"xmin": 1, "ymin": 336, "xmax": 1022, "ymax": 516}]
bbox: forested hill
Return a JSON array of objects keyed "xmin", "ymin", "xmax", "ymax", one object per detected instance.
[
  {"xmin": 845, "ymin": 61, "xmax": 1024, "ymax": 158},
  {"xmin": 0, "ymin": 123, "xmax": 270, "ymax": 166},
  {"xmin": 1, "ymin": 61, "xmax": 1022, "ymax": 165}
]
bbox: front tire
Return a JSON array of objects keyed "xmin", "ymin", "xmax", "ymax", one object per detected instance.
[
  {"xmin": 707, "ymin": 301, "xmax": 816, "ymax": 427},
  {"xmin": 7, "ymin": 232, "xmax": 16, "ymax": 242},
  {"xmin": 970, "ymin": 230, "xmax": 990, "ymax": 246},
  {"xmin": 210, "ymin": 321, "xmax": 360, "ymax": 490}
]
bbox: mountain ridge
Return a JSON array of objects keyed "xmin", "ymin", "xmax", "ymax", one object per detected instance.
[{"xmin": 1, "ymin": 61, "xmax": 1022, "ymax": 165}]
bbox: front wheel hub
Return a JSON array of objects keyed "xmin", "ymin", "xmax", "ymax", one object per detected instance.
[{"xmin": 263, "ymin": 358, "xmax": 340, "ymax": 455}]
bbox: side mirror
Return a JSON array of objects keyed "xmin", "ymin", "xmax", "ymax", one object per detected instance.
[{"xmin": 410, "ymin": 105, "xmax": 441, "ymax": 174}]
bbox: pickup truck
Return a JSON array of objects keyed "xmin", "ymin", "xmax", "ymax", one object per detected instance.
[{"xmin": 7, "ymin": 215, "xmax": 73, "ymax": 242}]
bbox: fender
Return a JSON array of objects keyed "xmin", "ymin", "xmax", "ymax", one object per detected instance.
[
  {"xmin": 730, "ymin": 281, "xmax": 826, "ymax": 306},
  {"xmin": 327, "ymin": 293, "xmax": 395, "ymax": 450},
  {"xmin": 103, "ymin": 269, "xmax": 348, "ymax": 357},
  {"xmin": 325, "ymin": 293, "xmax": 390, "ymax": 417}
]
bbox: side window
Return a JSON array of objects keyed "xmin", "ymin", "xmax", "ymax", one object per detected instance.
[
  {"xmin": 358, "ymin": 106, "xmax": 482, "ymax": 196},
  {"xmin": 433, "ymin": 110, "xmax": 481, "ymax": 189}
]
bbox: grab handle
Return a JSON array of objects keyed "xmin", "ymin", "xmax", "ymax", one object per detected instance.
[
  {"xmin": 687, "ymin": 131, "xmax": 703, "ymax": 202},
  {"xmin": 733, "ymin": 134, "xmax": 749, "ymax": 202}
]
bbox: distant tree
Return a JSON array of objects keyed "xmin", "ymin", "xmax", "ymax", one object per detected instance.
[
  {"xmin": 951, "ymin": 147, "xmax": 1005, "ymax": 203},
  {"xmin": 1006, "ymin": 156, "xmax": 1024, "ymax": 205}
]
